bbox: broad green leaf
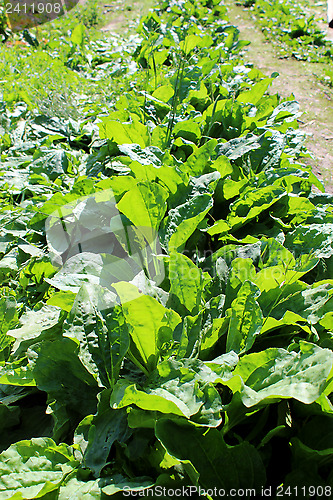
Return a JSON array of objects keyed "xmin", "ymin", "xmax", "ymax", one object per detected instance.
[
  {"xmin": 110, "ymin": 379, "xmax": 188, "ymax": 417},
  {"xmin": 287, "ymin": 195, "xmax": 316, "ymax": 218},
  {"xmin": 254, "ymin": 265, "xmax": 298, "ymax": 293},
  {"xmin": 236, "ymin": 78, "xmax": 273, "ymax": 106},
  {"xmin": 58, "ymin": 475, "xmax": 102, "ymax": 500},
  {"xmin": 76, "ymin": 392, "xmax": 130, "ymax": 477},
  {"xmin": 260, "ymin": 311, "xmax": 312, "ymax": 336},
  {"xmin": 170, "ymin": 65, "xmax": 203, "ymax": 103},
  {"xmin": 152, "ymin": 85, "xmax": 174, "ymax": 103},
  {"xmin": 227, "ymin": 185, "xmax": 287, "ymax": 231},
  {"xmin": 200, "ymin": 317, "xmax": 227, "ymax": 356},
  {"xmin": 111, "ymin": 358, "xmax": 223, "ymax": 425},
  {"xmin": 175, "ymin": 312, "xmax": 203, "ymax": 359},
  {"xmin": 207, "ymin": 219, "xmax": 231, "ymax": 237},
  {"xmin": 168, "ymin": 252, "xmax": 204, "ymax": 316},
  {"xmin": 0, "ymin": 359, "xmax": 36, "ymax": 386},
  {"xmin": 58, "ymin": 473, "xmax": 153, "ymax": 499},
  {"xmin": 143, "ymin": 93, "xmax": 171, "ymax": 121},
  {"xmin": 63, "ymin": 284, "xmax": 130, "ymax": 388},
  {"xmin": 320, "ymin": 312, "xmax": 333, "ymax": 330},
  {"xmin": 169, "ymin": 171, "xmax": 220, "ymax": 209},
  {"xmin": 254, "ymin": 252, "xmax": 319, "ymax": 294},
  {"xmin": 150, "ymin": 126, "xmax": 168, "ymax": 149},
  {"xmin": 7, "ymin": 305, "xmax": 62, "ymax": 356},
  {"xmin": 33, "ymin": 338, "xmax": 99, "ymax": 442},
  {"xmin": 156, "ymin": 420, "xmax": 265, "ymax": 494},
  {"xmin": 187, "ymin": 81, "xmax": 209, "ymax": 109},
  {"xmin": 0, "ymin": 250, "xmax": 18, "ymax": 277},
  {"xmin": 96, "ymin": 176, "xmax": 137, "ymax": 199},
  {"xmin": 127, "ymin": 407, "xmax": 177, "ymax": 429},
  {"xmin": 259, "ymin": 238, "xmax": 295, "ymax": 269},
  {"xmin": 99, "ymin": 120, "xmax": 149, "ymax": 148},
  {"xmin": 0, "ymin": 296, "xmax": 18, "ymax": 336},
  {"xmin": 204, "ymin": 351, "xmax": 240, "ymax": 380},
  {"xmin": 257, "ymin": 280, "xmax": 307, "ymax": 318},
  {"xmin": 215, "ymin": 133, "xmax": 263, "ymax": 160},
  {"xmin": 173, "ymin": 120, "xmax": 201, "ymax": 143},
  {"xmin": 129, "ymin": 158, "xmax": 187, "ymax": 195},
  {"xmin": 31, "ymin": 150, "xmax": 68, "ymax": 181},
  {"xmin": 30, "ymin": 115, "xmax": 69, "ymax": 139},
  {"xmin": 0, "ymin": 437, "xmax": 76, "ymax": 500},
  {"xmin": 268, "ymin": 281, "xmax": 333, "ymax": 325},
  {"xmin": 29, "ymin": 186, "xmax": 94, "ymax": 227},
  {"xmin": 244, "ymin": 132, "xmax": 294, "ymax": 173},
  {"xmin": 226, "ymin": 281, "xmax": 263, "ymax": 354},
  {"xmin": 147, "ymin": 440, "xmax": 181, "ymax": 470},
  {"xmin": 162, "ymin": 194, "xmax": 212, "ymax": 252},
  {"xmin": 117, "ymin": 143, "xmax": 162, "ymax": 165},
  {"xmin": 222, "ymin": 176, "xmax": 248, "ymax": 200},
  {"xmin": 285, "ymin": 223, "xmax": 333, "ymax": 259},
  {"xmin": 161, "ymin": 172, "xmax": 220, "ymax": 251},
  {"xmin": 113, "ymin": 283, "xmax": 168, "ymax": 372},
  {"xmin": 233, "ymin": 341, "xmax": 333, "ymax": 407},
  {"xmin": 46, "ymin": 252, "xmax": 141, "ymax": 294},
  {"xmin": 211, "ymin": 154, "xmax": 233, "ymax": 178},
  {"xmin": 47, "ymin": 291, "xmax": 76, "ymax": 312},
  {"xmin": 117, "ymin": 181, "xmax": 168, "ymax": 231},
  {"xmin": 101, "ymin": 474, "xmax": 154, "ymax": 496},
  {"xmin": 185, "ymin": 139, "xmax": 217, "ymax": 176},
  {"xmin": 45, "ymin": 254, "xmax": 108, "ymax": 293},
  {"xmin": 71, "ymin": 24, "xmax": 85, "ymax": 45},
  {"xmin": 0, "ymin": 296, "xmax": 17, "ymax": 354},
  {"xmin": 225, "ymin": 257, "xmax": 256, "ymax": 308},
  {"xmin": 267, "ymin": 100, "xmax": 300, "ymax": 124},
  {"xmin": 180, "ymin": 34, "xmax": 213, "ymax": 54}
]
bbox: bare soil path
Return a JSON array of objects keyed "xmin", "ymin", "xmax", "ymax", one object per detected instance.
[
  {"xmin": 98, "ymin": 0, "xmax": 153, "ymax": 33},
  {"xmin": 223, "ymin": 1, "xmax": 333, "ymax": 193}
]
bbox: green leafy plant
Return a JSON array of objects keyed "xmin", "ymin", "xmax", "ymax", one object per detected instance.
[{"xmin": 239, "ymin": 0, "xmax": 333, "ymax": 64}]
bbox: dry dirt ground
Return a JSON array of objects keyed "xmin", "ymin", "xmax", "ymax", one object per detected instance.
[
  {"xmin": 100, "ymin": 13, "xmax": 126, "ymax": 33},
  {"xmin": 224, "ymin": 1, "xmax": 333, "ymax": 193},
  {"xmin": 99, "ymin": 0, "xmax": 152, "ymax": 33}
]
